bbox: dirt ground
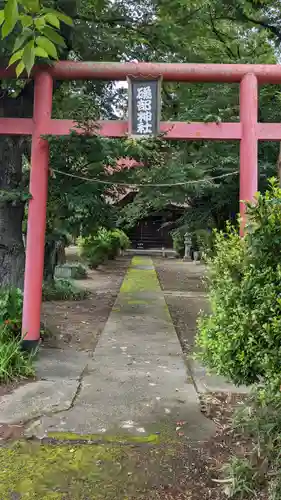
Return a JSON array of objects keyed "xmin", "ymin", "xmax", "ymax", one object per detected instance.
[
  {"xmin": 41, "ymin": 257, "xmax": 130, "ymax": 350},
  {"xmin": 154, "ymin": 258, "xmax": 206, "ymax": 293},
  {"xmin": 153, "ymin": 258, "xmax": 209, "ymax": 353}
]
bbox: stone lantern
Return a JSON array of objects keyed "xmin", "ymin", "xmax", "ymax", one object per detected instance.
[{"xmin": 183, "ymin": 232, "xmax": 191, "ymax": 260}]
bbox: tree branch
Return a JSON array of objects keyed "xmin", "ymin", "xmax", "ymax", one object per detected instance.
[
  {"xmin": 216, "ymin": 9, "xmax": 281, "ymax": 43},
  {"xmin": 208, "ymin": 8, "xmax": 237, "ymax": 59}
]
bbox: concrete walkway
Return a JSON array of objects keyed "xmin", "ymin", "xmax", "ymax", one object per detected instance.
[{"xmin": 0, "ymin": 256, "xmax": 215, "ymax": 441}]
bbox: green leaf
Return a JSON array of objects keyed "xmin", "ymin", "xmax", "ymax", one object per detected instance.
[
  {"xmin": 20, "ymin": 14, "xmax": 33, "ymax": 27},
  {"xmin": 22, "ymin": 39, "xmax": 35, "ymax": 75},
  {"xmin": 21, "ymin": 0, "xmax": 40, "ymax": 14},
  {"xmin": 45, "ymin": 12, "xmax": 60, "ymax": 29},
  {"xmin": 8, "ymin": 48, "xmax": 23, "ymax": 66},
  {"xmin": 0, "ymin": 10, "xmax": 4, "ymax": 26},
  {"xmin": 36, "ymin": 36, "xmax": 58, "ymax": 59},
  {"xmin": 34, "ymin": 46, "xmax": 48, "ymax": 58},
  {"xmin": 15, "ymin": 60, "xmax": 25, "ymax": 77},
  {"xmin": 13, "ymin": 28, "xmax": 32, "ymax": 51},
  {"xmin": 2, "ymin": 0, "xmax": 18, "ymax": 38},
  {"xmin": 57, "ymin": 13, "xmax": 73, "ymax": 26},
  {"xmin": 42, "ymin": 25, "xmax": 66, "ymax": 47},
  {"xmin": 2, "ymin": 20, "xmax": 12, "ymax": 37},
  {"xmin": 34, "ymin": 16, "xmax": 45, "ymax": 31},
  {"xmin": 48, "ymin": 9, "xmax": 73, "ymax": 26}
]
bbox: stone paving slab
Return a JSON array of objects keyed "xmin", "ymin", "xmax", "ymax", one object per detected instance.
[
  {"xmin": 35, "ymin": 348, "xmax": 91, "ymax": 380},
  {"xmin": 188, "ymin": 359, "xmax": 251, "ymax": 394},
  {"xmin": 88, "ymin": 351, "xmax": 188, "ymax": 373},
  {"xmin": 0, "ymin": 349, "xmax": 89, "ymax": 426},
  {"xmin": 0, "ymin": 380, "xmax": 78, "ymax": 424},
  {"xmin": 40, "ymin": 382, "xmax": 212, "ymax": 441}
]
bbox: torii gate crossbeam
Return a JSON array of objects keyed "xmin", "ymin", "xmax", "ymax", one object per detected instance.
[{"xmin": 0, "ymin": 62, "xmax": 280, "ymax": 349}]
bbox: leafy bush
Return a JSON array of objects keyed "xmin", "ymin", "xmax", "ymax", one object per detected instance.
[
  {"xmin": 111, "ymin": 229, "xmax": 130, "ymax": 251},
  {"xmin": 0, "ymin": 287, "xmax": 23, "ymax": 339},
  {"xmin": 196, "ymin": 179, "xmax": 281, "ymax": 387},
  {"xmin": 78, "ymin": 231, "xmax": 108, "ymax": 268},
  {"xmin": 0, "ymin": 288, "xmax": 35, "ymax": 382},
  {"xmin": 221, "ymin": 456, "xmax": 258, "ymax": 498},
  {"xmin": 172, "ymin": 232, "xmax": 185, "ymax": 257},
  {"xmin": 71, "ymin": 263, "xmax": 88, "ymax": 279},
  {"xmin": 42, "ymin": 279, "xmax": 88, "ymax": 301},
  {"xmin": 78, "ymin": 228, "xmax": 130, "ymax": 268},
  {"xmin": 195, "ymin": 229, "xmax": 215, "ymax": 258}
]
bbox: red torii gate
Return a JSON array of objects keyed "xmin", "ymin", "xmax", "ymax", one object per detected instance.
[{"xmin": 0, "ymin": 61, "xmax": 281, "ymax": 348}]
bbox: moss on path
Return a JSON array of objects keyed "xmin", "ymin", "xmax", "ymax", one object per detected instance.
[
  {"xmin": 0, "ymin": 431, "xmax": 187, "ymax": 500},
  {"xmin": 119, "ymin": 256, "xmax": 160, "ymax": 294}
]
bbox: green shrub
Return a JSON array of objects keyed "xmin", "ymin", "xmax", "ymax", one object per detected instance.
[
  {"xmin": 78, "ymin": 228, "xmax": 130, "ymax": 268},
  {"xmin": 111, "ymin": 229, "xmax": 130, "ymax": 251},
  {"xmin": 0, "ymin": 287, "xmax": 23, "ymax": 339},
  {"xmin": 195, "ymin": 229, "xmax": 215, "ymax": 258},
  {"xmin": 78, "ymin": 229, "xmax": 109, "ymax": 268},
  {"xmin": 172, "ymin": 232, "xmax": 185, "ymax": 257},
  {"xmin": 196, "ymin": 179, "xmax": 281, "ymax": 387},
  {"xmin": 219, "ymin": 386, "xmax": 281, "ymax": 499},
  {"xmin": 73, "ymin": 263, "xmax": 88, "ymax": 279},
  {"xmin": 42, "ymin": 279, "xmax": 88, "ymax": 301},
  {"xmin": 221, "ymin": 457, "xmax": 258, "ymax": 498},
  {"xmin": 0, "ymin": 289, "xmax": 35, "ymax": 382}
]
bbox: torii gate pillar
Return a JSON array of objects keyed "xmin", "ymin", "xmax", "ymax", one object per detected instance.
[
  {"xmin": 21, "ymin": 72, "xmax": 53, "ymax": 349},
  {"xmin": 239, "ymin": 73, "xmax": 258, "ymax": 235}
]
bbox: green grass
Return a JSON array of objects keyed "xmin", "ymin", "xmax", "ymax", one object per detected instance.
[{"xmin": 0, "ymin": 327, "xmax": 35, "ymax": 383}]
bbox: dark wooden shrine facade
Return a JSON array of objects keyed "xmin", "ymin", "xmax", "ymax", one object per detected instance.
[{"xmin": 117, "ymin": 191, "xmax": 185, "ymax": 249}]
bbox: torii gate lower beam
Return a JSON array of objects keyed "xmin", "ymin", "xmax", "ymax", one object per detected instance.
[{"xmin": 0, "ymin": 62, "xmax": 281, "ymax": 348}]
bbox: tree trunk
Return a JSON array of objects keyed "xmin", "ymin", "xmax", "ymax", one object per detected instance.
[
  {"xmin": 43, "ymin": 239, "xmax": 66, "ymax": 283},
  {"xmin": 0, "ymin": 201, "xmax": 25, "ymax": 289},
  {"xmin": 0, "ymin": 72, "xmax": 35, "ymax": 288},
  {"xmin": 0, "ymin": 136, "xmax": 27, "ymax": 290},
  {"xmin": 44, "ymin": 240, "xmax": 58, "ymax": 283}
]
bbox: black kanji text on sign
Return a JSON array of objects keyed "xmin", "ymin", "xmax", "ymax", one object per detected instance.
[{"xmin": 128, "ymin": 78, "xmax": 161, "ymax": 137}]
